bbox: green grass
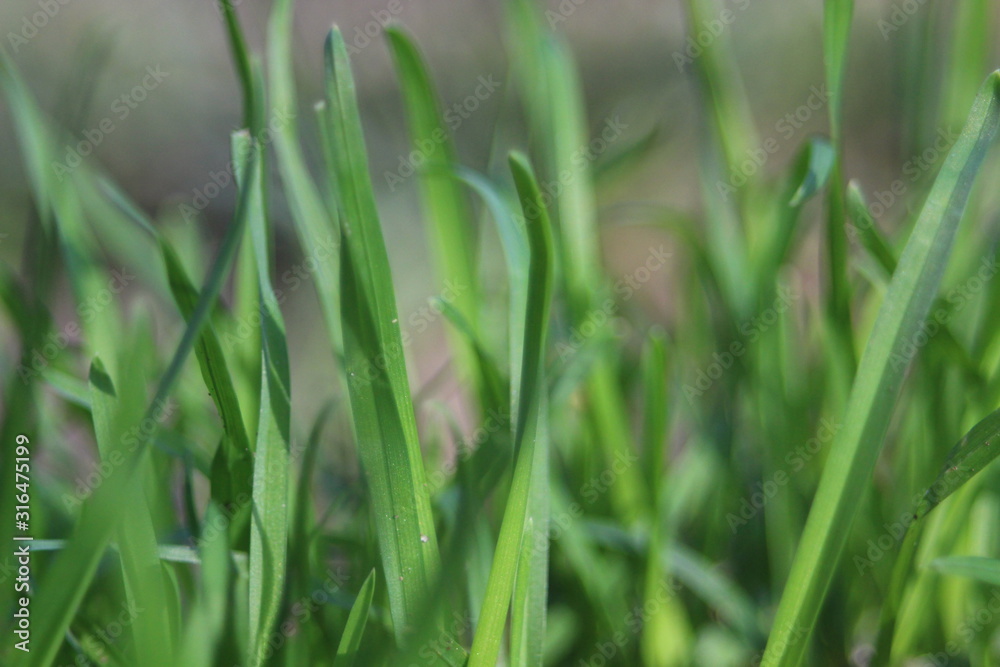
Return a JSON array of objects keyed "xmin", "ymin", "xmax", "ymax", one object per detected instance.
[{"xmin": 3, "ymin": 0, "xmax": 1000, "ymax": 665}]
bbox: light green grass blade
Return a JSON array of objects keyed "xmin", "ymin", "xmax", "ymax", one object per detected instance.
[
  {"xmin": 333, "ymin": 569, "xmax": 377, "ymax": 667},
  {"xmin": 469, "ymin": 152, "xmax": 554, "ymax": 667},
  {"xmin": 325, "ymin": 25, "xmax": 441, "ymax": 643},
  {"xmin": 761, "ymin": 71, "xmax": 1000, "ymax": 667},
  {"xmin": 267, "ymin": 0, "xmax": 343, "ymax": 356},
  {"xmin": 384, "ymin": 25, "xmax": 482, "ymax": 377},
  {"xmin": 233, "ymin": 129, "xmax": 292, "ymax": 667},
  {"xmin": 930, "ymin": 556, "xmax": 1000, "ymax": 586}
]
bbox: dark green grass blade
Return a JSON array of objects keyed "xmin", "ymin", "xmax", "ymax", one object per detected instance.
[
  {"xmin": 762, "ymin": 71, "xmax": 1000, "ymax": 667},
  {"xmin": 469, "ymin": 152, "xmax": 554, "ymax": 667},
  {"xmin": 333, "ymin": 569, "xmax": 377, "ymax": 667},
  {"xmin": 325, "ymin": 25, "xmax": 441, "ymax": 643}
]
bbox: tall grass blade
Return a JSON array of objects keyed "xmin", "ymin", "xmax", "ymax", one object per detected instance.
[
  {"xmin": 324, "ymin": 25, "xmax": 441, "ymax": 643},
  {"xmin": 762, "ymin": 71, "xmax": 1000, "ymax": 667},
  {"xmin": 469, "ymin": 152, "xmax": 554, "ymax": 667}
]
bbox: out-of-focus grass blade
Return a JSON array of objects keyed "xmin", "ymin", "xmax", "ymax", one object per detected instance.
[
  {"xmin": 789, "ymin": 137, "xmax": 836, "ymax": 207},
  {"xmin": 930, "ymin": 556, "xmax": 1000, "ymax": 586},
  {"xmin": 385, "ymin": 25, "xmax": 482, "ymax": 384},
  {"xmin": 822, "ymin": 0, "xmax": 856, "ymax": 373},
  {"xmin": 913, "ymin": 406, "xmax": 1000, "ymax": 520},
  {"xmin": 333, "ymin": 569, "xmax": 377, "ymax": 667},
  {"xmin": 941, "ymin": 0, "xmax": 990, "ymax": 130},
  {"xmin": 469, "ymin": 152, "xmax": 554, "ymax": 667},
  {"xmin": 325, "ymin": 25, "xmax": 441, "ymax": 643},
  {"xmin": 24, "ymin": 115, "xmax": 260, "ymax": 667},
  {"xmin": 506, "ymin": 0, "xmax": 645, "ymax": 523},
  {"xmin": 177, "ymin": 502, "xmax": 232, "ymax": 666},
  {"xmin": 100, "ymin": 169, "xmax": 255, "ymax": 548},
  {"xmin": 267, "ymin": 0, "xmax": 343, "ymax": 355},
  {"xmin": 89, "ymin": 359, "xmax": 175, "ymax": 667},
  {"xmin": 762, "ymin": 71, "xmax": 1000, "ymax": 667},
  {"xmin": 845, "ymin": 181, "xmax": 897, "ymax": 275},
  {"xmin": 233, "ymin": 129, "xmax": 292, "ymax": 667}
]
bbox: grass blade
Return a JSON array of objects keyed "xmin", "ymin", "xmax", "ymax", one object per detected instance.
[
  {"xmin": 469, "ymin": 152, "xmax": 554, "ymax": 667},
  {"xmin": 333, "ymin": 569, "xmax": 377, "ymax": 667},
  {"xmin": 930, "ymin": 556, "xmax": 1000, "ymax": 586},
  {"xmin": 325, "ymin": 25, "xmax": 441, "ymax": 643},
  {"xmin": 762, "ymin": 71, "xmax": 1000, "ymax": 667}
]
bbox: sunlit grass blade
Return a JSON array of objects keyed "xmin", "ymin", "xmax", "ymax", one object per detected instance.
[
  {"xmin": 324, "ymin": 25, "xmax": 441, "ymax": 644},
  {"xmin": 762, "ymin": 71, "xmax": 1000, "ymax": 667},
  {"xmin": 469, "ymin": 152, "xmax": 554, "ymax": 667},
  {"xmin": 333, "ymin": 569, "xmax": 377, "ymax": 667}
]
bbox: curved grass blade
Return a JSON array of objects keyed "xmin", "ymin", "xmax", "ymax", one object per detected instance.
[
  {"xmin": 332, "ymin": 569, "xmax": 377, "ymax": 667},
  {"xmin": 913, "ymin": 406, "xmax": 1000, "ymax": 520},
  {"xmin": 762, "ymin": 71, "xmax": 1000, "ymax": 667},
  {"xmin": 325, "ymin": 25, "xmax": 441, "ymax": 644},
  {"xmin": 469, "ymin": 152, "xmax": 554, "ymax": 667}
]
